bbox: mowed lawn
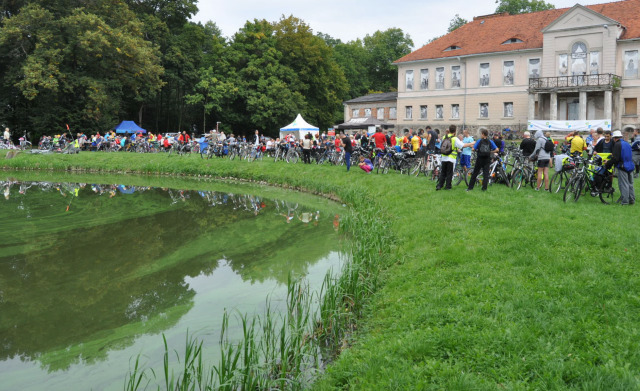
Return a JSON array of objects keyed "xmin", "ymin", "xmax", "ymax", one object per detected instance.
[{"xmin": 3, "ymin": 151, "xmax": 640, "ymax": 390}]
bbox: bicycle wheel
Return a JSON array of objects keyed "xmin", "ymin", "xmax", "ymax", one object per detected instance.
[
  {"xmin": 563, "ymin": 176, "xmax": 576, "ymax": 202},
  {"xmin": 286, "ymin": 151, "xmax": 299, "ymax": 164},
  {"xmin": 510, "ymin": 169, "xmax": 523, "ymax": 190},
  {"xmin": 498, "ymin": 167, "xmax": 510, "ymax": 187},
  {"xmin": 549, "ymin": 171, "xmax": 564, "ymax": 193},
  {"xmin": 453, "ymin": 166, "xmax": 464, "ymax": 185},
  {"xmin": 410, "ymin": 159, "xmax": 422, "ymax": 176},
  {"xmin": 599, "ymin": 185, "xmax": 614, "ymax": 204},
  {"xmin": 376, "ymin": 157, "xmax": 386, "ymax": 174},
  {"xmin": 399, "ymin": 160, "xmax": 410, "ymax": 175},
  {"xmin": 573, "ymin": 176, "xmax": 584, "ymax": 202}
]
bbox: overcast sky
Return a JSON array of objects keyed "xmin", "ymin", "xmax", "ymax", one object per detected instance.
[{"xmin": 192, "ymin": 0, "xmax": 605, "ymax": 49}]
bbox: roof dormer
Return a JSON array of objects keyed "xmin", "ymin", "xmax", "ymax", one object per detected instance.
[
  {"xmin": 502, "ymin": 38, "xmax": 524, "ymax": 44},
  {"xmin": 444, "ymin": 45, "xmax": 462, "ymax": 52}
]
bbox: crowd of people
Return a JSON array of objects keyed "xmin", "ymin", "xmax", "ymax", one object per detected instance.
[{"xmin": 3, "ymin": 122, "xmax": 639, "ymax": 205}]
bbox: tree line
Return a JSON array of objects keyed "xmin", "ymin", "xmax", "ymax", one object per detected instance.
[{"xmin": 0, "ymin": 0, "xmax": 413, "ymax": 140}]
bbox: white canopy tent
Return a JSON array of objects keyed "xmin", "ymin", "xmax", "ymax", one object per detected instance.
[{"xmin": 279, "ymin": 114, "xmax": 319, "ymax": 140}]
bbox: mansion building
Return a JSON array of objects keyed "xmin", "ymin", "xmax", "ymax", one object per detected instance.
[{"xmin": 345, "ymin": 0, "xmax": 640, "ymax": 134}]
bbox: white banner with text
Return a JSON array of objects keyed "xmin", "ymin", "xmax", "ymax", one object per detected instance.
[{"xmin": 527, "ymin": 119, "xmax": 612, "ymax": 132}]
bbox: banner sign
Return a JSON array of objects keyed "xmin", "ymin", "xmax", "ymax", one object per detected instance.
[{"xmin": 528, "ymin": 119, "xmax": 611, "ymax": 132}]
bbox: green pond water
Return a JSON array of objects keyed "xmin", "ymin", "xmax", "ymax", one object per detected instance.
[{"xmin": 0, "ymin": 173, "xmax": 344, "ymax": 391}]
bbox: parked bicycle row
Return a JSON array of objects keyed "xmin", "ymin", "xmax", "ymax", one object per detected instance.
[{"xmin": 6, "ymin": 123, "xmax": 638, "ymax": 205}]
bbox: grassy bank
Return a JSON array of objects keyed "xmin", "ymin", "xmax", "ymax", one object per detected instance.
[{"xmin": 3, "ymin": 151, "xmax": 640, "ymax": 389}]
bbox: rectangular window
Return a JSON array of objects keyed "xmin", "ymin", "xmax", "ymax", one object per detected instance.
[
  {"xmin": 405, "ymin": 106, "xmax": 412, "ymax": 119},
  {"xmin": 558, "ymin": 54, "xmax": 568, "ymax": 76},
  {"xmin": 420, "ymin": 69, "xmax": 429, "ymax": 90},
  {"xmin": 352, "ymin": 109, "xmax": 358, "ymax": 118},
  {"xmin": 389, "ymin": 107, "xmax": 397, "ymax": 119},
  {"xmin": 451, "ymin": 104, "xmax": 459, "ymax": 119},
  {"xmin": 479, "ymin": 103, "xmax": 489, "ymax": 118},
  {"xmin": 624, "ymin": 50, "xmax": 638, "ymax": 78},
  {"xmin": 377, "ymin": 107, "xmax": 385, "ymax": 120},
  {"xmin": 451, "ymin": 66, "xmax": 461, "ymax": 88},
  {"xmin": 504, "ymin": 102, "xmax": 514, "ymax": 117},
  {"xmin": 480, "ymin": 63, "xmax": 490, "ymax": 86},
  {"xmin": 406, "ymin": 70, "xmax": 414, "ymax": 91},
  {"xmin": 420, "ymin": 105, "xmax": 428, "ymax": 119},
  {"xmin": 364, "ymin": 108, "xmax": 372, "ymax": 117},
  {"xmin": 435, "ymin": 105, "xmax": 444, "ymax": 119},
  {"xmin": 589, "ymin": 52, "xmax": 600, "ymax": 75},
  {"xmin": 435, "ymin": 67, "xmax": 444, "ymax": 89},
  {"xmin": 503, "ymin": 61, "xmax": 514, "ymax": 85},
  {"xmin": 528, "ymin": 58, "xmax": 540, "ymax": 79},
  {"xmin": 625, "ymin": 98, "xmax": 637, "ymax": 115}
]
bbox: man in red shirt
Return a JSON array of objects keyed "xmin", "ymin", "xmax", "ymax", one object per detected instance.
[
  {"xmin": 372, "ymin": 127, "xmax": 386, "ymax": 150},
  {"xmin": 334, "ymin": 135, "xmax": 342, "ymax": 152},
  {"xmin": 178, "ymin": 131, "xmax": 191, "ymax": 144}
]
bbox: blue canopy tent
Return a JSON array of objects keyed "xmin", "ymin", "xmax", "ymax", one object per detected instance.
[{"xmin": 114, "ymin": 121, "xmax": 146, "ymax": 134}]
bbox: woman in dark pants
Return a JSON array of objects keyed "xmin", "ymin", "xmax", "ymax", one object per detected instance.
[{"xmin": 467, "ymin": 128, "xmax": 499, "ymax": 192}]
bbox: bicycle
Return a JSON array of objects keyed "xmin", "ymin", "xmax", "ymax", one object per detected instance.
[
  {"xmin": 548, "ymin": 155, "xmax": 577, "ymax": 193},
  {"xmin": 19, "ymin": 131, "xmax": 32, "ymax": 150},
  {"xmin": 563, "ymin": 156, "xmax": 614, "ymax": 204}
]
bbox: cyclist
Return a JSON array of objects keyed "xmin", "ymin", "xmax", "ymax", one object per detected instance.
[
  {"xmin": 605, "ymin": 130, "xmax": 635, "ymax": 205},
  {"xmin": 466, "ymin": 128, "xmax": 498, "ymax": 192},
  {"xmin": 565, "ymin": 130, "xmax": 587, "ymax": 156},
  {"xmin": 3, "ymin": 127, "xmax": 9, "ymax": 145},
  {"xmin": 178, "ymin": 131, "xmax": 191, "ymax": 145},
  {"xmin": 460, "ymin": 128, "xmax": 475, "ymax": 172},
  {"xmin": 410, "ymin": 131, "xmax": 421, "ymax": 153},
  {"xmin": 596, "ymin": 130, "xmax": 614, "ymax": 153},
  {"xmin": 436, "ymin": 125, "xmax": 474, "ymax": 191},
  {"xmin": 631, "ymin": 127, "xmax": 640, "ymax": 178},
  {"xmin": 519, "ymin": 131, "xmax": 536, "ymax": 157},
  {"xmin": 492, "ymin": 132, "xmax": 505, "ymax": 155},
  {"xmin": 532, "ymin": 129, "xmax": 552, "ymax": 191},
  {"xmin": 372, "ymin": 127, "xmax": 386, "ymax": 150},
  {"xmin": 425, "ymin": 126, "xmax": 437, "ymax": 151}
]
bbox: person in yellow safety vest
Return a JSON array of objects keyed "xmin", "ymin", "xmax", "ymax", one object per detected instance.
[
  {"xmin": 436, "ymin": 124, "xmax": 475, "ymax": 190},
  {"xmin": 410, "ymin": 132, "xmax": 421, "ymax": 152},
  {"xmin": 565, "ymin": 130, "xmax": 587, "ymax": 156}
]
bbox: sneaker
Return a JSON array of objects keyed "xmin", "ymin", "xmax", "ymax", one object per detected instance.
[
  {"xmin": 466, "ymin": 189, "xmax": 472, "ymax": 192},
  {"xmin": 435, "ymin": 186, "xmax": 441, "ymax": 191},
  {"xmin": 590, "ymin": 190, "xmax": 599, "ymax": 197}
]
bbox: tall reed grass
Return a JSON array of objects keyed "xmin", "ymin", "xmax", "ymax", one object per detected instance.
[{"xmin": 122, "ymin": 188, "xmax": 394, "ymax": 390}]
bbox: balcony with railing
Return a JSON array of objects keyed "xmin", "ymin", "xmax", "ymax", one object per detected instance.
[{"xmin": 528, "ymin": 73, "xmax": 620, "ymax": 92}]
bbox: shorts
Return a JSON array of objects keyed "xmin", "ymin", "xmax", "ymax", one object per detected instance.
[
  {"xmin": 460, "ymin": 154, "xmax": 471, "ymax": 168},
  {"xmin": 537, "ymin": 159, "xmax": 550, "ymax": 168}
]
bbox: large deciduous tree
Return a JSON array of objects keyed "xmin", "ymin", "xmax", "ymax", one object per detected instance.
[
  {"xmin": 273, "ymin": 16, "xmax": 348, "ymax": 132},
  {"xmin": 495, "ymin": 0, "xmax": 555, "ymax": 14},
  {"xmin": 363, "ymin": 28, "xmax": 414, "ymax": 92},
  {"xmin": 0, "ymin": 0, "xmax": 163, "ymax": 137}
]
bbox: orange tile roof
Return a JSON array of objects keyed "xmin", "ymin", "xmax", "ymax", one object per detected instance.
[{"xmin": 395, "ymin": 0, "xmax": 640, "ymax": 64}]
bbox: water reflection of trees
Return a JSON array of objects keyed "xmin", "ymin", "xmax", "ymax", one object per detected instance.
[{"xmin": 0, "ymin": 181, "xmax": 339, "ymax": 371}]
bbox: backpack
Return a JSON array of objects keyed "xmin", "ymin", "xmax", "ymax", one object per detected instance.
[
  {"xmin": 478, "ymin": 138, "xmax": 491, "ymax": 157},
  {"xmin": 440, "ymin": 135, "xmax": 453, "ymax": 155},
  {"xmin": 544, "ymin": 139, "xmax": 555, "ymax": 153}
]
